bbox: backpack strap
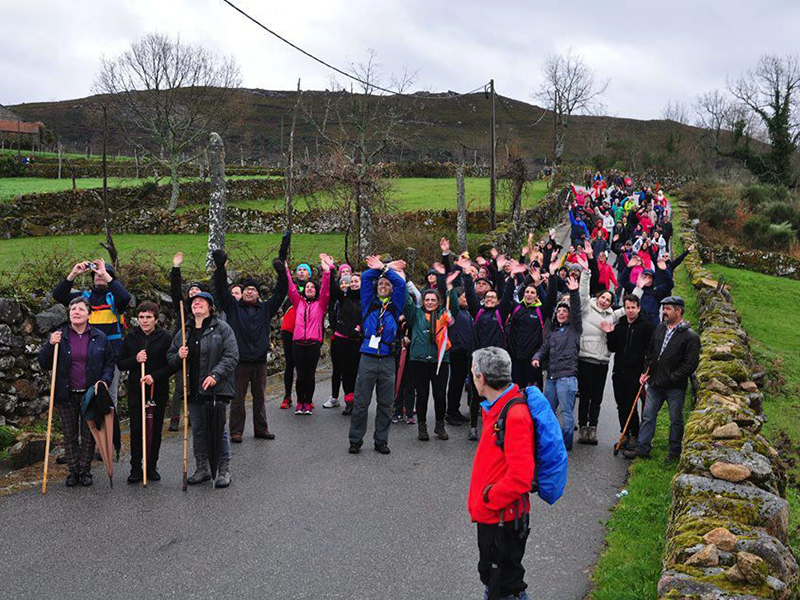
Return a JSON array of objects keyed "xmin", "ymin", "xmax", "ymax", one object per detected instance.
[{"xmin": 493, "ymin": 395, "xmax": 527, "ymax": 450}]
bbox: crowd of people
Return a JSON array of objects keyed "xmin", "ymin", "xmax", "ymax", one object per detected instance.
[{"xmin": 38, "ymin": 171, "xmax": 702, "ymax": 599}]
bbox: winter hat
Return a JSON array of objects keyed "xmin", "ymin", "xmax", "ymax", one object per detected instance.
[
  {"xmin": 192, "ymin": 291, "xmax": 215, "ymax": 306},
  {"xmin": 642, "ymin": 268, "xmax": 655, "ymax": 277},
  {"xmin": 241, "ymin": 278, "xmax": 260, "ymax": 291},
  {"xmin": 104, "ymin": 263, "xmax": 116, "ymax": 279},
  {"xmin": 338, "ymin": 264, "xmax": 352, "ymax": 274},
  {"xmin": 296, "ymin": 263, "xmax": 312, "ymax": 276},
  {"xmin": 475, "ymin": 276, "xmax": 494, "ymax": 289},
  {"xmin": 568, "ymin": 263, "xmax": 583, "ymax": 272}
]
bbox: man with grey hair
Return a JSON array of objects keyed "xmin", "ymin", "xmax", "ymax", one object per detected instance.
[{"xmin": 468, "ymin": 346, "xmax": 534, "ymax": 600}]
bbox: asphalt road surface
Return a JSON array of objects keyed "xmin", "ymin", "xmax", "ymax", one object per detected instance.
[{"xmin": 0, "ymin": 368, "xmax": 629, "ymax": 600}]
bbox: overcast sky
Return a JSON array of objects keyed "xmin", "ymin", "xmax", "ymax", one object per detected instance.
[{"xmin": 3, "ymin": 0, "xmax": 799, "ymax": 120}]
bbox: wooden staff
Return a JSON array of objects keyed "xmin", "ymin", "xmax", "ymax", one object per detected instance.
[
  {"xmin": 41, "ymin": 342, "xmax": 59, "ymax": 494},
  {"xmin": 180, "ymin": 301, "xmax": 189, "ymax": 492},
  {"xmin": 141, "ymin": 362, "xmax": 147, "ymax": 487},
  {"xmin": 613, "ymin": 369, "xmax": 649, "ymax": 456}
]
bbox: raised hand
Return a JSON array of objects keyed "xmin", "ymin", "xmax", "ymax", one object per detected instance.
[
  {"xmin": 432, "ymin": 262, "xmax": 446, "ymax": 275},
  {"xmin": 566, "ymin": 275, "xmax": 579, "ymax": 291},
  {"xmin": 446, "ymin": 271, "xmax": 459, "ymax": 289},
  {"xmin": 455, "ymin": 256, "xmax": 472, "ymax": 271},
  {"xmin": 212, "ymin": 249, "xmax": 227, "ymax": 268},
  {"xmin": 68, "ymin": 261, "xmax": 89, "ymax": 281},
  {"xmin": 365, "ymin": 255, "xmax": 384, "ymax": 270},
  {"xmin": 583, "ymin": 240, "xmax": 593, "ymax": 258},
  {"xmin": 319, "ymin": 253, "xmax": 333, "ymax": 272},
  {"xmin": 495, "ymin": 254, "xmax": 509, "ymax": 270},
  {"xmin": 599, "ymin": 320, "xmax": 615, "ymax": 333},
  {"xmin": 439, "ymin": 237, "xmax": 450, "ymax": 254},
  {"xmin": 475, "ymin": 256, "xmax": 487, "ymax": 267},
  {"xmin": 576, "ymin": 255, "xmax": 589, "ymax": 270},
  {"xmin": 636, "ymin": 273, "xmax": 650, "ymax": 289},
  {"xmin": 173, "ymin": 252, "xmax": 184, "ymax": 268},
  {"xmin": 386, "ymin": 260, "xmax": 407, "ymax": 272}
]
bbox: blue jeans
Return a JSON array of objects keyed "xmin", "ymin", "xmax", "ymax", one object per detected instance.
[
  {"xmin": 636, "ymin": 385, "xmax": 685, "ymax": 455},
  {"xmin": 544, "ymin": 376, "xmax": 578, "ymax": 449}
]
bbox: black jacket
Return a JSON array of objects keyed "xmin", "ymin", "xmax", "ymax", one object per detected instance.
[
  {"xmin": 214, "ymin": 261, "xmax": 287, "ymax": 362},
  {"xmin": 38, "ymin": 325, "xmax": 116, "ymax": 405},
  {"xmin": 607, "ymin": 315, "xmax": 654, "ymax": 377},
  {"xmin": 645, "ymin": 321, "xmax": 700, "ymax": 389},
  {"xmin": 506, "ymin": 275, "xmax": 558, "ymax": 360},
  {"xmin": 117, "ymin": 327, "xmax": 178, "ymax": 403},
  {"xmin": 463, "ymin": 273, "xmax": 514, "ymax": 350},
  {"xmin": 330, "ymin": 283, "xmax": 362, "ymax": 339}
]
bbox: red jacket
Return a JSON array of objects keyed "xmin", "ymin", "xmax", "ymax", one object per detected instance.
[{"xmin": 468, "ymin": 384, "xmax": 535, "ymax": 524}]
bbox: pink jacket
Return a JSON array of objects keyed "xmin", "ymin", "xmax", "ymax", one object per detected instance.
[{"xmin": 286, "ymin": 266, "xmax": 331, "ymax": 343}]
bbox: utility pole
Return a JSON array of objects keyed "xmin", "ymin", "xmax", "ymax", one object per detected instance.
[{"xmin": 489, "ymin": 79, "xmax": 496, "ymax": 230}]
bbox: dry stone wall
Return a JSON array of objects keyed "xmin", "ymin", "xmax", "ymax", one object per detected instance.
[{"xmin": 657, "ymin": 204, "xmax": 798, "ymax": 599}]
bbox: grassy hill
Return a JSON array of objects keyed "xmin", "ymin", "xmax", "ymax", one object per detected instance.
[{"xmin": 9, "ymin": 89, "xmax": 715, "ymax": 171}]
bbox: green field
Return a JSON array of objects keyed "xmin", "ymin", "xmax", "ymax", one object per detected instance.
[
  {"xmin": 0, "ymin": 175, "xmax": 279, "ymax": 200},
  {"xmin": 590, "ymin": 228, "xmax": 698, "ymax": 600},
  {"xmin": 0, "ymin": 148, "xmax": 133, "ymax": 161},
  {"xmin": 707, "ymin": 264, "xmax": 800, "ymax": 556},
  {"xmin": 178, "ymin": 177, "xmax": 550, "ymax": 213}
]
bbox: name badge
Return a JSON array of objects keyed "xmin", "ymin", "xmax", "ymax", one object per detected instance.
[{"xmin": 369, "ymin": 335, "xmax": 381, "ymax": 349}]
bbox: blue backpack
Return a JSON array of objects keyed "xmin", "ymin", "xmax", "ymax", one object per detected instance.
[{"xmin": 495, "ymin": 385, "xmax": 569, "ymax": 505}]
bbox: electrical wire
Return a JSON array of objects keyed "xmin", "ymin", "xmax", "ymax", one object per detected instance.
[
  {"xmin": 220, "ymin": 0, "xmax": 488, "ymax": 100},
  {"xmin": 495, "ymin": 92, "xmax": 548, "ymax": 127}
]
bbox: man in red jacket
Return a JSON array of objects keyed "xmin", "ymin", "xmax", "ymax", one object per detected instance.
[{"xmin": 468, "ymin": 347, "xmax": 534, "ymax": 600}]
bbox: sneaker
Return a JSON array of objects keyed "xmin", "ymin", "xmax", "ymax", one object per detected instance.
[
  {"xmin": 231, "ymin": 433, "xmax": 243, "ymax": 443},
  {"xmin": 374, "ymin": 443, "xmax": 391, "ymax": 455},
  {"xmin": 323, "ymin": 397, "xmax": 340, "ymax": 408},
  {"xmin": 295, "ymin": 404, "xmax": 304, "ymax": 415},
  {"xmin": 309, "ymin": 402, "xmax": 315, "ymax": 411},
  {"xmin": 168, "ymin": 417, "xmax": 180, "ymax": 432},
  {"xmin": 467, "ymin": 427, "xmax": 478, "ymax": 441},
  {"xmin": 254, "ymin": 431, "xmax": 275, "ymax": 440},
  {"xmin": 304, "ymin": 404, "xmax": 313, "ymax": 415},
  {"xmin": 348, "ymin": 441, "xmax": 362, "ymax": 454},
  {"xmin": 342, "ymin": 403, "xmax": 353, "ymax": 416},
  {"xmin": 280, "ymin": 397, "xmax": 292, "ymax": 410},
  {"xmin": 406, "ymin": 415, "xmax": 415, "ymax": 425},
  {"xmin": 587, "ymin": 426, "xmax": 599, "ymax": 445},
  {"xmin": 391, "ymin": 414, "xmax": 402, "ymax": 424}
]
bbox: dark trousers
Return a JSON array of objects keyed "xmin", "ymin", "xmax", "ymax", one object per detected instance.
[
  {"xmin": 511, "ymin": 357, "xmax": 542, "ymax": 391},
  {"xmin": 477, "ymin": 521, "xmax": 530, "ymax": 599},
  {"xmin": 393, "ymin": 352, "xmax": 415, "ymax": 418},
  {"xmin": 232, "ymin": 361, "xmax": 269, "ymax": 436},
  {"xmin": 578, "ymin": 360, "xmax": 609, "ymax": 427},
  {"xmin": 349, "ymin": 354, "xmax": 395, "ymax": 445},
  {"xmin": 331, "ymin": 336, "xmax": 360, "ymax": 398},
  {"xmin": 447, "ymin": 351, "xmax": 471, "ymax": 416},
  {"xmin": 409, "ymin": 361, "xmax": 449, "ymax": 423},
  {"xmin": 282, "ymin": 330, "xmax": 295, "ymax": 399},
  {"xmin": 612, "ymin": 373, "xmax": 642, "ymax": 438},
  {"xmin": 293, "ymin": 341, "xmax": 321, "ymax": 404},
  {"xmin": 57, "ymin": 392, "xmax": 95, "ymax": 475},
  {"xmin": 470, "ymin": 378, "xmax": 482, "ymax": 428},
  {"xmin": 128, "ymin": 393, "xmax": 167, "ymax": 471},
  {"xmin": 169, "ymin": 378, "xmax": 183, "ymax": 420}
]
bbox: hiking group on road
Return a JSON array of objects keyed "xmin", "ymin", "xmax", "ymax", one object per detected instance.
[{"xmin": 36, "ymin": 170, "xmax": 700, "ymax": 600}]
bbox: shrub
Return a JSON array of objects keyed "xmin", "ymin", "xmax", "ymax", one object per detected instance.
[
  {"xmin": 0, "ymin": 425, "xmax": 17, "ymax": 450},
  {"xmin": 763, "ymin": 222, "xmax": 796, "ymax": 250},
  {"xmin": 741, "ymin": 215, "xmax": 771, "ymax": 241},
  {"xmin": 0, "ymin": 155, "xmax": 23, "ymax": 177},
  {"xmin": 762, "ymin": 201, "xmax": 800, "ymax": 234},
  {"xmin": 741, "ymin": 216, "xmax": 795, "ymax": 250},
  {"xmin": 742, "ymin": 184, "xmax": 788, "ymax": 209},
  {"xmin": 700, "ymin": 197, "xmax": 739, "ymax": 229}
]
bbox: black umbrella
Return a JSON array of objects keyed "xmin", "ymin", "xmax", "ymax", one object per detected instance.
[{"xmin": 204, "ymin": 395, "xmax": 226, "ymax": 487}]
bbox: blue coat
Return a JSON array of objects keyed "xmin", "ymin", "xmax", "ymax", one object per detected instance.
[{"xmin": 359, "ymin": 268, "xmax": 406, "ymax": 357}]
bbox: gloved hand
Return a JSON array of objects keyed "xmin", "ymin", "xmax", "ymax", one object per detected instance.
[
  {"xmin": 212, "ymin": 249, "xmax": 227, "ymax": 268},
  {"xmin": 278, "ymin": 230, "xmax": 291, "ymax": 262},
  {"xmin": 272, "ymin": 258, "xmax": 284, "ymax": 274}
]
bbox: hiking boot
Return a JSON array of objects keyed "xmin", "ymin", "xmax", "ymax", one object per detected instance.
[
  {"xmin": 147, "ymin": 468, "xmax": 161, "ymax": 482},
  {"xmin": 342, "ymin": 403, "xmax": 353, "ymax": 416},
  {"xmin": 168, "ymin": 416, "xmax": 180, "ymax": 432},
  {"xmin": 280, "ymin": 397, "xmax": 292, "ymax": 410},
  {"xmin": 65, "ymin": 472, "xmax": 79, "ymax": 487},
  {"xmin": 79, "ymin": 473, "xmax": 93, "ymax": 487},
  {"xmin": 323, "ymin": 397, "xmax": 340, "ymax": 408},
  {"xmin": 187, "ymin": 463, "xmax": 211, "ymax": 485},
  {"xmin": 578, "ymin": 426, "xmax": 590, "ymax": 444},
  {"xmin": 434, "ymin": 421, "xmax": 449, "ymax": 440},
  {"xmin": 127, "ymin": 467, "xmax": 143, "ymax": 484},
  {"xmin": 621, "ymin": 434, "xmax": 636, "ymax": 451},
  {"xmin": 231, "ymin": 433, "xmax": 243, "ymax": 444},
  {"xmin": 215, "ymin": 465, "xmax": 231, "ymax": 489},
  {"xmin": 295, "ymin": 404, "xmax": 304, "ymax": 415},
  {"xmin": 467, "ymin": 427, "xmax": 478, "ymax": 441},
  {"xmin": 665, "ymin": 453, "xmax": 680, "ymax": 465},
  {"xmin": 374, "ymin": 443, "xmax": 391, "ymax": 455},
  {"xmin": 623, "ymin": 448, "xmax": 650, "ymax": 460},
  {"xmin": 417, "ymin": 422, "xmax": 430, "ymax": 441},
  {"xmin": 348, "ymin": 441, "xmax": 362, "ymax": 454},
  {"xmin": 587, "ymin": 426, "xmax": 598, "ymax": 445},
  {"xmin": 445, "ymin": 414, "xmax": 464, "ymax": 427},
  {"xmin": 254, "ymin": 431, "xmax": 275, "ymax": 440}
]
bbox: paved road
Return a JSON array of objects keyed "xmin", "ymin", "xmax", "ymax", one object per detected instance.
[{"xmin": 0, "ymin": 368, "xmax": 628, "ymax": 600}]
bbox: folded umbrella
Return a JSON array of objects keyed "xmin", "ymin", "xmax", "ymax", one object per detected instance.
[
  {"xmin": 145, "ymin": 384, "xmax": 155, "ymax": 464},
  {"xmin": 205, "ymin": 395, "xmax": 226, "ymax": 487},
  {"xmin": 394, "ymin": 341, "xmax": 408, "ymax": 401},
  {"xmin": 81, "ymin": 386, "xmax": 115, "ymax": 488}
]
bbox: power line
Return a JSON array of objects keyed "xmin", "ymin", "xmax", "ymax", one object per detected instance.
[
  {"xmin": 495, "ymin": 92, "xmax": 548, "ymax": 127},
  {"xmin": 220, "ymin": 0, "xmax": 488, "ymax": 100}
]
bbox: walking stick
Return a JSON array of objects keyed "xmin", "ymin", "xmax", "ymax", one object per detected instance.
[
  {"xmin": 180, "ymin": 301, "xmax": 188, "ymax": 492},
  {"xmin": 613, "ymin": 369, "xmax": 648, "ymax": 456},
  {"xmin": 42, "ymin": 342, "xmax": 59, "ymax": 494},
  {"xmin": 141, "ymin": 362, "xmax": 147, "ymax": 487}
]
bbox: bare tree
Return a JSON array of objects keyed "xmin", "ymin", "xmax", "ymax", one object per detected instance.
[
  {"xmin": 696, "ymin": 54, "xmax": 800, "ymax": 186},
  {"xmin": 303, "ymin": 50, "xmax": 417, "ymax": 262},
  {"xmin": 662, "ymin": 100, "xmax": 690, "ymax": 124},
  {"xmin": 535, "ymin": 49, "xmax": 609, "ymax": 165},
  {"xmin": 93, "ymin": 33, "xmax": 241, "ymax": 212}
]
